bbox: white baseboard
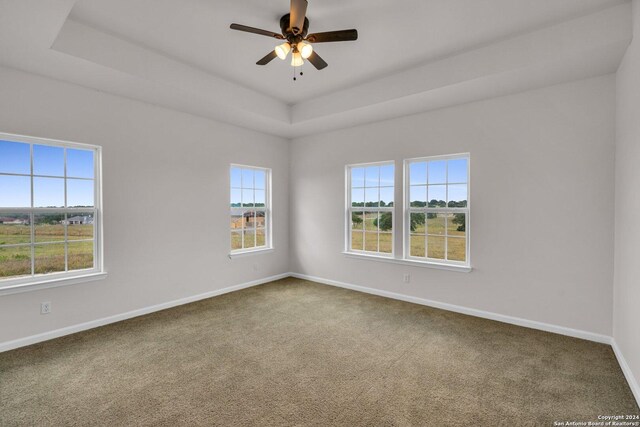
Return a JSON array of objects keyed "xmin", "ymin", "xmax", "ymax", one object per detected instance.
[
  {"xmin": 2, "ymin": 271, "xmax": 638, "ymax": 408},
  {"xmin": 292, "ymin": 272, "xmax": 640, "ymax": 406},
  {"xmin": 289, "ymin": 272, "xmax": 613, "ymax": 344},
  {"xmin": 611, "ymin": 339, "xmax": 640, "ymax": 407},
  {"xmin": 0, "ymin": 272, "xmax": 290, "ymax": 353}
]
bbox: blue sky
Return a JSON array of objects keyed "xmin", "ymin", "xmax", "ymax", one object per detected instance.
[
  {"xmin": 230, "ymin": 167, "xmax": 266, "ymax": 206},
  {"xmin": 351, "ymin": 159, "xmax": 468, "ymax": 206},
  {"xmin": 0, "ymin": 140, "xmax": 95, "ymax": 208}
]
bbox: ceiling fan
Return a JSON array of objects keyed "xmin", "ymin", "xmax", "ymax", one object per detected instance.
[{"xmin": 230, "ymin": 0, "xmax": 358, "ymax": 72}]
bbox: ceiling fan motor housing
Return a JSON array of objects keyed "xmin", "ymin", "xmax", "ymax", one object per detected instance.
[{"xmin": 280, "ymin": 13, "xmax": 309, "ymax": 40}]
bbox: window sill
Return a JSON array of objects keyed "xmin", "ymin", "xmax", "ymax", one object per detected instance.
[
  {"xmin": 0, "ymin": 271, "xmax": 108, "ymax": 296},
  {"xmin": 342, "ymin": 252, "xmax": 472, "ymax": 273},
  {"xmin": 228, "ymin": 247, "xmax": 274, "ymax": 259}
]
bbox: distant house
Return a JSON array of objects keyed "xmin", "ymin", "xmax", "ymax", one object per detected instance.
[
  {"xmin": 0, "ymin": 217, "xmax": 29, "ymax": 225},
  {"xmin": 62, "ymin": 215, "xmax": 93, "ymax": 225},
  {"xmin": 231, "ymin": 212, "xmax": 265, "ymax": 229}
]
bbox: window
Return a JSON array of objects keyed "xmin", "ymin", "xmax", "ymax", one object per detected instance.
[
  {"xmin": 0, "ymin": 133, "xmax": 102, "ymax": 288},
  {"xmin": 346, "ymin": 162, "xmax": 395, "ymax": 255},
  {"xmin": 405, "ymin": 154, "xmax": 469, "ymax": 266},
  {"xmin": 230, "ymin": 165, "xmax": 271, "ymax": 253}
]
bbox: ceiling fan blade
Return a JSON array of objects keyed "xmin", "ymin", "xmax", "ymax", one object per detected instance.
[
  {"xmin": 307, "ymin": 51, "xmax": 328, "ymax": 70},
  {"xmin": 306, "ymin": 29, "xmax": 358, "ymax": 43},
  {"xmin": 230, "ymin": 23, "xmax": 284, "ymax": 39},
  {"xmin": 256, "ymin": 50, "xmax": 278, "ymax": 66},
  {"xmin": 289, "ymin": 0, "xmax": 308, "ymax": 35}
]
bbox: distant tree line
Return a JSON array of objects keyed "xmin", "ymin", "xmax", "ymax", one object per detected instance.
[
  {"xmin": 352, "ymin": 199, "xmax": 467, "ymax": 233},
  {"xmin": 230, "ymin": 203, "xmax": 266, "ymax": 208}
]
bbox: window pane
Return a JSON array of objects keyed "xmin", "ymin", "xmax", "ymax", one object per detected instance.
[
  {"xmin": 447, "ymin": 237, "xmax": 466, "ymax": 262},
  {"xmin": 243, "ymin": 229, "xmax": 256, "ymax": 248},
  {"xmin": 364, "ymin": 166, "xmax": 379, "ymax": 187},
  {"xmin": 427, "ymin": 213, "xmax": 445, "ymax": 235},
  {"xmin": 67, "ymin": 149, "xmax": 94, "ymax": 179},
  {"xmin": 410, "ymin": 234, "xmax": 425, "ymax": 257},
  {"xmin": 230, "ymin": 189, "xmax": 241, "ymax": 208},
  {"xmin": 365, "ymin": 188, "xmax": 378, "ymax": 208},
  {"xmin": 447, "ymin": 213, "xmax": 466, "ymax": 237},
  {"xmin": 0, "ymin": 245, "xmax": 31, "ymax": 278},
  {"xmin": 254, "ymin": 170, "xmax": 266, "ymax": 190},
  {"xmin": 376, "ymin": 212, "xmax": 393, "ymax": 233},
  {"xmin": 380, "ymin": 164, "xmax": 394, "ymax": 187},
  {"xmin": 364, "ymin": 232, "xmax": 378, "ymax": 252},
  {"xmin": 254, "ymin": 211, "xmax": 266, "ymax": 229},
  {"xmin": 242, "ymin": 189, "xmax": 254, "ymax": 207},
  {"xmin": 230, "ymin": 213, "xmax": 243, "ymax": 230},
  {"xmin": 379, "ymin": 187, "xmax": 394, "ymax": 207},
  {"xmin": 34, "ymin": 177, "xmax": 64, "ymax": 208},
  {"xmin": 351, "ymin": 212, "xmax": 364, "ymax": 230},
  {"xmin": 256, "ymin": 229, "xmax": 266, "ymax": 247},
  {"xmin": 241, "ymin": 169, "xmax": 254, "ymax": 188},
  {"xmin": 67, "ymin": 179, "xmax": 94, "ymax": 208},
  {"xmin": 244, "ymin": 211, "xmax": 256, "ymax": 230},
  {"xmin": 409, "ymin": 162, "xmax": 427, "ymax": 186},
  {"xmin": 448, "ymin": 184, "xmax": 467, "ymax": 207},
  {"xmin": 68, "ymin": 241, "xmax": 93, "ymax": 270},
  {"xmin": 230, "ymin": 167, "xmax": 242, "ymax": 188},
  {"xmin": 0, "ymin": 140, "xmax": 30, "ymax": 175},
  {"xmin": 427, "ymin": 236, "xmax": 445, "ymax": 260},
  {"xmin": 351, "ymin": 167, "xmax": 365, "ymax": 188},
  {"xmin": 364, "ymin": 212, "xmax": 379, "ymax": 231},
  {"xmin": 255, "ymin": 190, "xmax": 266, "ymax": 208},
  {"xmin": 428, "ymin": 160, "xmax": 446, "ymax": 184},
  {"xmin": 0, "ymin": 175, "xmax": 31, "ymax": 207},
  {"xmin": 351, "ymin": 231, "xmax": 363, "ymax": 251},
  {"xmin": 33, "ymin": 144, "xmax": 64, "ymax": 177},
  {"xmin": 351, "ymin": 188, "xmax": 364, "ymax": 207},
  {"xmin": 410, "ymin": 213, "xmax": 425, "ymax": 234},
  {"xmin": 410, "ymin": 186, "xmax": 426, "ymax": 207},
  {"xmin": 34, "ymin": 243, "xmax": 65, "ymax": 275},
  {"xmin": 35, "ymin": 213, "xmax": 65, "ymax": 243},
  {"xmin": 0, "ymin": 214, "xmax": 30, "ymax": 245},
  {"xmin": 448, "ymin": 158, "xmax": 468, "ymax": 183},
  {"xmin": 231, "ymin": 231, "xmax": 242, "ymax": 250},
  {"xmin": 379, "ymin": 233, "xmax": 392, "ymax": 253},
  {"xmin": 428, "ymin": 185, "xmax": 446, "ymax": 208},
  {"xmin": 66, "ymin": 213, "xmax": 94, "ymax": 240}
]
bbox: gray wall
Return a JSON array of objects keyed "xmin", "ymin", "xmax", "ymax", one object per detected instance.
[
  {"xmin": 615, "ymin": 0, "xmax": 640, "ymax": 399},
  {"xmin": 290, "ymin": 75, "xmax": 616, "ymax": 336},
  {"xmin": 0, "ymin": 66, "xmax": 290, "ymax": 343}
]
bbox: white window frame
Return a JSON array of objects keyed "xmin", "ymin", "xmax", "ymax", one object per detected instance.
[
  {"xmin": 0, "ymin": 132, "xmax": 105, "ymax": 294},
  {"xmin": 229, "ymin": 164, "xmax": 272, "ymax": 257},
  {"xmin": 404, "ymin": 153, "xmax": 470, "ymax": 269},
  {"xmin": 345, "ymin": 161, "xmax": 395, "ymax": 258}
]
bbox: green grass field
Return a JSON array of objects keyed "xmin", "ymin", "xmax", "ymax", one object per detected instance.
[
  {"xmin": 231, "ymin": 228, "xmax": 266, "ymax": 251},
  {"xmin": 351, "ymin": 212, "xmax": 466, "ymax": 261},
  {"xmin": 0, "ymin": 224, "xmax": 94, "ymax": 278}
]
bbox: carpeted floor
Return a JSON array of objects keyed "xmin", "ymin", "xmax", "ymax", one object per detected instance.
[{"xmin": 1, "ymin": 278, "xmax": 638, "ymax": 426}]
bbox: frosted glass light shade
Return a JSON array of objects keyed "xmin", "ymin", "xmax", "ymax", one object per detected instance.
[
  {"xmin": 299, "ymin": 42, "xmax": 313, "ymax": 59},
  {"xmin": 275, "ymin": 42, "xmax": 291, "ymax": 60},
  {"xmin": 291, "ymin": 51, "xmax": 304, "ymax": 67}
]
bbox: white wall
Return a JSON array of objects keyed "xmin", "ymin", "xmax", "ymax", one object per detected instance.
[
  {"xmin": 290, "ymin": 75, "xmax": 616, "ymax": 336},
  {"xmin": 0, "ymin": 66, "xmax": 290, "ymax": 344},
  {"xmin": 614, "ymin": 0, "xmax": 640, "ymax": 399}
]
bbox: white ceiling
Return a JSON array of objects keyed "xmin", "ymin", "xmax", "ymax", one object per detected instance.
[
  {"xmin": 69, "ymin": 0, "xmax": 626, "ymax": 104},
  {"xmin": 0, "ymin": 0, "xmax": 633, "ymax": 138}
]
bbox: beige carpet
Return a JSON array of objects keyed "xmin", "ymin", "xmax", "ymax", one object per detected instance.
[{"xmin": 1, "ymin": 278, "xmax": 638, "ymax": 426}]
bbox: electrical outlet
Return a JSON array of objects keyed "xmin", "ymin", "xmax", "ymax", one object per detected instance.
[
  {"xmin": 41, "ymin": 302, "xmax": 51, "ymax": 315},
  {"xmin": 403, "ymin": 274, "xmax": 411, "ymax": 284}
]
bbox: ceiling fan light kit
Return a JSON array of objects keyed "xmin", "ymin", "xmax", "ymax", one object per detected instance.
[{"xmin": 230, "ymin": 0, "xmax": 358, "ymax": 79}]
